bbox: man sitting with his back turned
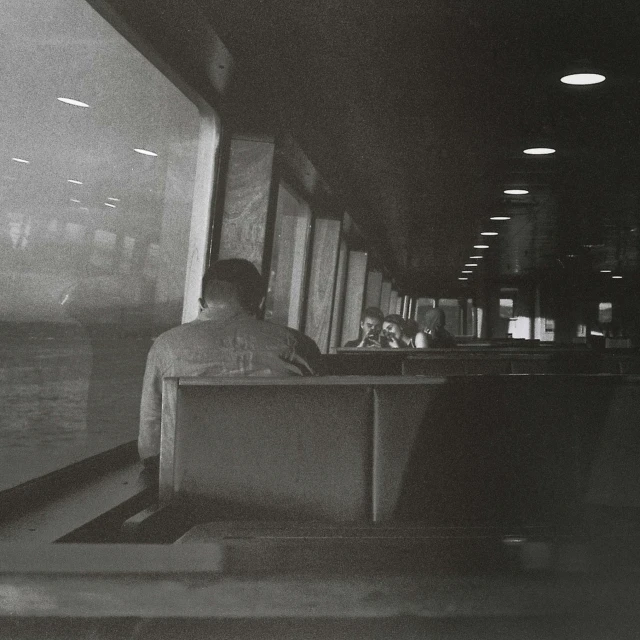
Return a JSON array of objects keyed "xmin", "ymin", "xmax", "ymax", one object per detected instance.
[{"xmin": 138, "ymin": 258, "xmax": 321, "ymax": 469}]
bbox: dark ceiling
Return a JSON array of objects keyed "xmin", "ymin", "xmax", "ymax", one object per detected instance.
[{"xmin": 203, "ymin": 0, "xmax": 640, "ymax": 294}]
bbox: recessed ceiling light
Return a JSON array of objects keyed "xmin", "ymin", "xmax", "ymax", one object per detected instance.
[
  {"xmin": 462, "ymin": 270, "xmax": 473, "ymax": 274},
  {"xmin": 481, "ymin": 231, "xmax": 498, "ymax": 236},
  {"xmin": 504, "ymin": 189, "xmax": 529, "ymax": 195},
  {"xmin": 458, "ymin": 277, "xmax": 468, "ymax": 281},
  {"xmin": 524, "ymin": 147, "xmax": 556, "ymax": 155},
  {"xmin": 11, "ymin": 157, "xmax": 30, "ymax": 164},
  {"xmin": 560, "ymin": 73, "xmax": 606, "ymax": 86},
  {"xmin": 107, "ymin": 197, "xmax": 120, "ymax": 201},
  {"xmin": 70, "ymin": 199, "xmax": 81, "ymax": 203},
  {"xmin": 612, "ymin": 275, "xmax": 623, "ymax": 279},
  {"xmin": 67, "ymin": 179, "xmax": 83, "ymax": 185},
  {"xmin": 465, "ymin": 263, "xmax": 478, "ymax": 267},
  {"xmin": 600, "ymin": 269, "xmax": 612, "ymax": 273},
  {"xmin": 474, "ymin": 244, "xmax": 489, "ymax": 249},
  {"xmin": 57, "ymin": 97, "xmax": 90, "ymax": 108},
  {"xmin": 104, "ymin": 203, "xmax": 116, "ymax": 208},
  {"xmin": 134, "ymin": 148, "xmax": 158, "ymax": 157},
  {"xmin": 490, "ymin": 216, "xmax": 511, "ymax": 221},
  {"xmin": 470, "ymin": 255, "xmax": 483, "ymax": 259}
]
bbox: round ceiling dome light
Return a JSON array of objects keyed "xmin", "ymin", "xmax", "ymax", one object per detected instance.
[
  {"xmin": 524, "ymin": 147, "xmax": 556, "ymax": 155},
  {"xmin": 560, "ymin": 73, "xmax": 605, "ymax": 85},
  {"xmin": 504, "ymin": 189, "xmax": 529, "ymax": 195}
]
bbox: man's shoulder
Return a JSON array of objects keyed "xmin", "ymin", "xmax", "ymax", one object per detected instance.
[{"xmin": 343, "ymin": 339, "xmax": 360, "ymax": 348}]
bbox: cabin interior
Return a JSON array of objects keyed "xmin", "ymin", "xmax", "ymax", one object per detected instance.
[{"xmin": 2, "ymin": 0, "xmax": 640, "ymax": 636}]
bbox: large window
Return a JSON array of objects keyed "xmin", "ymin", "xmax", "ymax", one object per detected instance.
[
  {"xmin": 0, "ymin": 0, "xmax": 218, "ymax": 489},
  {"xmin": 264, "ymin": 183, "xmax": 312, "ymax": 329}
]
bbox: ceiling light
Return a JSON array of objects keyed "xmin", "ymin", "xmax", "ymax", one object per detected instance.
[
  {"xmin": 524, "ymin": 147, "xmax": 556, "ymax": 155},
  {"xmin": 474, "ymin": 244, "xmax": 489, "ymax": 249},
  {"xmin": 134, "ymin": 148, "xmax": 158, "ymax": 157},
  {"xmin": 612, "ymin": 275, "xmax": 623, "ymax": 279},
  {"xmin": 504, "ymin": 189, "xmax": 529, "ymax": 195},
  {"xmin": 470, "ymin": 255, "xmax": 483, "ymax": 259},
  {"xmin": 67, "ymin": 179, "xmax": 83, "ymax": 185},
  {"xmin": 11, "ymin": 157, "xmax": 30, "ymax": 164},
  {"xmin": 481, "ymin": 231, "xmax": 498, "ymax": 236},
  {"xmin": 80, "ymin": 207, "xmax": 89, "ymax": 211},
  {"xmin": 107, "ymin": 197, "xmax": 120, "ymax": 201},
  {"xmin": 70, "ymin": 199, "xmax": 80, "ymax": 203},
  {"xmin": 600, "ymin": 269, "xmax": 611, "ymax": 273},
  {"xmin": 560, "ymin": 73, "xmax": 606, "ymax": 86},
  {"xmin": 490, "ymin": 216, "xmax": 511, "ymax": 221},
  {"xmin": 458, "ymin": 277, "xmax": 468, "ymax": 281},
  {"xmin": 57, "ymin": 97, "xmax": 90, "ymax": 108},
  {"xmin": 462, "ymin": 270, "xmax": 473, "ymax": 274},
  {"xmin": 104, "ymin": 203, "xmax": 116, "ymax": 208},
  {"xmin": 465, "ymin": 263, "xmax": 478, "ymax": 267}
]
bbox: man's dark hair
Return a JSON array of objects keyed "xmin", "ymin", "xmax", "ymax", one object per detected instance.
[
  {"xmin": 201, "ymin": 259, "xmax": 263, "ymax": 313},
  {"xmin": 361, "ymin": 306, "xmax": 384, "ymax": 322}
]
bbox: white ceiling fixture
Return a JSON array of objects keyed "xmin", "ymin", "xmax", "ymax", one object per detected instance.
[
  {"xmin": 560, "ymin": 73, "xmax": 606, "ymax": 85},
  {"xmin": 524, "ymin": 147, "xmax": 556, "ymax": 155},
  {"xmin": 503, "ymin": 189, "xmax": 529, "ymax": 195},
  {"xmin": 11, "ymin": 157, "xmax": 30, "ymax": 164}
]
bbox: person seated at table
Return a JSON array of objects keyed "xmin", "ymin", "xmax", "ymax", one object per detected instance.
[
  {"xmin": 381, "ymin": 314, "xmax": 414, "ymax": 348},
  {"xmin": 343, "ymin": 307, "xmax": 384, "ymax": 348},
  {"xmin": 420, "ymin": 307, "xmax": 457, "ymax": 348}
]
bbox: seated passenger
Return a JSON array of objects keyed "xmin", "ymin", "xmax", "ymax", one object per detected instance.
[
  {"xmin": 138, "ymin": 258, "xmax": 321, "ymax": 468},
  {"xmin": 343, "ymin": 307, "xmax": 384, "ymax": 348},
  {"xmin": 419, "ymin": 307, "xmax": 457, "ymax": 348},
  {"xmin": 381, "ymin": 314, "xmax": 415, "ymax": 348}
]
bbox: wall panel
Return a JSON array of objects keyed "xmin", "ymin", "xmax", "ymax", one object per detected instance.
[
  {"xmin": 341, "ymin": 251, "xmax": 368, "ymax": 346},
  {"xmin": 305, "ymin": 218, "xmax": 341, "ymax": 352},
  {"xmin": 217, "ymin": 137, "xmax": 275, "ymax": 269},
  {"xmin": 329, "ymin": 239, "xmax": 348, "ymax": 351},
  {"xmin": 365, "ymin": 270, "xmax": 383, "ymax": 309}
]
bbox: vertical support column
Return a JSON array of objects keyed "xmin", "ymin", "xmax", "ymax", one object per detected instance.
[
  {"xmin": 304, "ymin": 218, "xmax": 342, "ymax": 352},
  {"xmin": 216, "ymin": 136, "xmax": 276, "ymax": 270},
  {"xmin": 341, "ymin": 251, "xmax": 369, "ymax": 346},
  {"xmin": 365, "ymin": 270, "xmax": 383, "ymax": 309},
  {"xmin": 389, "ymin": 290, "xmax": 399, "ymax": 317},
  {"xmin": 182, "ymin": 111, "xmax": 221, "ymax": 322},
  {"xmin": 379, "ymin": 280, "xmax": 392, "ymax": 315},
  {"xmin": 329, "ymin": 239, "xmax": 349, "ymax": 351}
]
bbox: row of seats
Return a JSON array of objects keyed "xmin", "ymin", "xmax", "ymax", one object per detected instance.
[
  {"xmin": 129, "ymin": 374, "xmax": 640, "ymax": 541},
  {"xmin": 325, "ymin": 348, "xmax": 640, "ymax": 375}
]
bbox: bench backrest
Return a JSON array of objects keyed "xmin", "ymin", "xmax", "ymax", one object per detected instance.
[{"xmin": 160, "ymin": 375, "xmax": 640, "ymax": 525}]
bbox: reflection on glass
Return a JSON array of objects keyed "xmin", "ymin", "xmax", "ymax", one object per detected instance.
[
  {"xmin": 264, "ymin": 183, "xmax": 311, "ymax": 329},
  {"xmin": 0, "ymin": 0, "xmax": 208, "ymax": 489}
]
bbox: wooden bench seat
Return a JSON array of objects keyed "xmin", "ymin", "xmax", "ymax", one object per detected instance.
[{"xmin": 125, "ymin": 375, "xmax": 640, "ymax": 541}]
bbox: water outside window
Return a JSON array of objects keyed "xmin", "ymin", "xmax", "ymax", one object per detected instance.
[{"xmin": 0, "ymin": 0, "xmax": 216, "ymax": 489}]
